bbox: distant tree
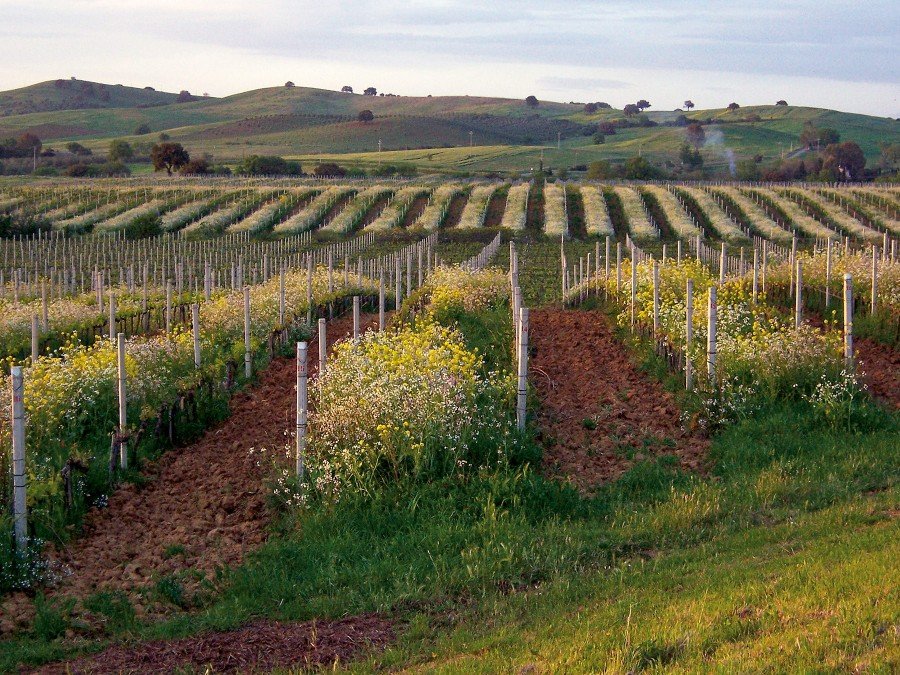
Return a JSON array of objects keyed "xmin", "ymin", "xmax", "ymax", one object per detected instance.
[
  {"xmin": 134, "ymin": 123, "xmax": 151, "ymax": 135},
  {"xmin": 151, "ymin": 142, "xmax": 189, "ymax": 175},
  {"xmin": 592, "ymin": 133, "xmax": 605, "ymax": 145},
  {"xmin": 285, "ymin": 81, "xmax": 295, "ymax": 88},
  {"xmin": 364, "ymin": 87, "xmax": 377, "ymax": 96},
  {"xmin": 623, "ymin": 103, "xmax": 640, "ymax": 116},
  {"xmin": 66, "ymin": 142, "xmax": 92, "ymax": 156},
  {"xmin": 636, "ymin": 99, "xmax": 651, "ymax": 111},
  {"xmin": 727, "ymin": 102, "xmax": 740, "ymax": 111},
  {"xmin": 179, "ymin": 158, "xmax": 211, "ymax": 175},
  {"xmin": 684, "ymin": 100, "xmax": 695, "ymax": 110},
  {"xmin": 822, "ymin": 141, "xmax": 866, "ymax": 181},
  {"xmin": 598, "ymin": 121, "xmax": 616, "ymax": 135},
  {"xmin": 341, "ymin": 85, "xmax": 354, "ymax": 93},
  {"xmin": 880, "ymin": 142, "xmax": 900, "ymax": 170},
  {"xmin": 312, "ymin": 162, "xmax": 346, "ymax": 177},
  {"xmin": 158, "ymin": 132, "xmax": 171, "ymax": 142},
  {"xmin": 357, "ymin": 109, "xmax": 375, "ymax": 123},
  {"xmin": 176, "ymin": 90, "xmax": 193, "ymax": 103},
  {"xmin": 583, "ymin": 102, "xmax": 598, "ymax": 114},
  {"xmin": 597, "ymin": 102, "xmax": 612, "ymax": 109},
  {"xmin": 800, "ymin": 122, "xmax": 840, "ymax": 150},
  {"xmin": 736, "ymin": 159, "xmax": 760, "ymax": 181},
  {"xmin": 108, "ymin": 139, "xmax": 134, "ymax": 162},
  {"xmin": 236, "ymin": 155, "xmax": 302, "ymax": 176},
  {"xmin": 525, "ymin": 95, "xmax": 539, "ymax": 107},
  {"xmin": 18, "ymin": 133, "xmax": 42, "ymax": 154},
  {"xmin": 144, "ymin": 86, "xmax": 155, "ymax": 91},
  {"xmin": 623, "ymin": 156, "xmax": 660, "ymax": 179},
  {"xmin": 586, "ymin": 160, "xmax": 614, "ymax": 180},
  {"xmin": 679, "ymin": 143, "xmax": 703, "ymax": 169},
  {"xmin": 685, "ymin": 122, "xmax": 705, "ymax": 149},
  {"xmin": 776, "ymin": 100, "xmax": 788, "ymax": 106}
]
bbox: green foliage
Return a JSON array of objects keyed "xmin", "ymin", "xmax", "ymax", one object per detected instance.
[
  {"xmin": 32, "ymin": 594, "xmax": 72, "ymax": 641},
  {"xmin": 107, "ymin": 139, "xmax": 133, "ymax": 162},
  {"xmin": 235, "ymin": 154, "xmax": 302, "ymax": 176},
  {"xmin": 123, "ymin": 213, "xmax": 162, "ymax": 240},
  {"xmin": 83, "ymin": 591, "xmax": 136, "ymax": 633}
]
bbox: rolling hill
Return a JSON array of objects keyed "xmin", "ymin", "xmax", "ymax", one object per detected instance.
[{"xmin": 0, "ymin": 79, "xmax": 897, "ymax": 175}]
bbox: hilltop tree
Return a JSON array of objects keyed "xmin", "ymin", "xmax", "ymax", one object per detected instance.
[
  {"xmin": 636, "ymin": 99, "xmax": 651, "ymax": 111},
  {"xmin": 341, "ymin": 85, "xmax": 354, "ymax": 93},
  {"xmin": 623, "ymin": 103, "xmax": 640, "ymax": 116},
  {"xmin": 525, "ymin": 95, "xmax": 539, "ymax": 107},
  {"xmin": 684, "ymin": 100, "xmax": 695, "ymax": 110},
  {"xmin": 685, "ymin": 122, "xmax": 705, "ymax": 149},
  {"xmin": 584, "ymin": 102, "xmax": 598, "ymax": 114},
  {"xmin": 727, "ymin": 102, "xmax": 740, "ymax": 111},
  {"xmin": 176, "ymin": 90, "xmax": 194, "ymax": 103},
  {"xmin": 776, "ymin": 100, "xmax": 788, "ymax": 106},
  {"xmin": 285, "ymin": 81, "xmax": 295, "ymax": 87},
  {"xmin": 364, "ymin": 87, "xmax": 377, "ymax": 96},
  {"xmin": 358, "ymin": 109, "xmax": 374, "ymax": 123},
  {"xmin": 151, "ymin": 142, "xmax": 189, "ymax": 175},
  {"xmin": 108, "ymin": 139, "xmax": 134, "ymax": 162},
  {"xmin": 822, "ymin": 141, "xmax": 865, "ymax": 181}
]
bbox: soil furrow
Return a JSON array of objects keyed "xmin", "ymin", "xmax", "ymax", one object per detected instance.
[{"xmin": 529, "ymin": 308, "xmax": 707, "ymax": 491}]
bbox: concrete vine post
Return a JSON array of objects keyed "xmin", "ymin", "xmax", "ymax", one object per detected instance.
[
  {"xmin": 318, "ymin": 318, "xmax": 327, "ymax": 375},
  {"xmin": 843, "ymin": 273, "xmax": 854, "ymax": 368},
  {"xmin": 719, "ymin": 242, "xmax": 726, "ymax": 285},
  {"xmin": 296, "ymin": 342, "xmax": 308, "ymax": 479},
  {"xmin": 31, "ymin": 314, "xmax": 39, "ymax": 364},
  {"xmin": 117, "ymin": 332, "xmax": 128, "ymax": 470},
  {"xmin": 685, "ymin": 279, "xmax": 694, "ymax": 390},
  {"xmin": 353, "ymin": 296, "xmax": 360, "ymax": 340},
  {"xmin": 707, "ymin": 285, "xmax": 717, "ymax": 384},
  {"xmin": 11, "ymin": 366, "xmax": 27, "ymax": 551},
  {"xmin": 516, "ymin": 307, "xmax": 529, "ymax": 431},
  {"xmin": 192, "ymin": 303, "xmax": 201, "ymax": 368},
  {"xmin": 243, "ymin": 286, "xmax": 252, "ymax": 379}
]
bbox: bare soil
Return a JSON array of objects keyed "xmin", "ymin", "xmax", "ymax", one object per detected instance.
[
  {"xmin": 529, "ymin": 308, "xmax": 708, "ymax": 491},
  {"xmin": 442, "ymin": 192, "xmax": 468, "ymax": 229},
  {"xmin": 400, "ymin": 193, "xmax": 429, "ymax": 228},
  {"xmin": 482, "ymin": 189, "xmax": 507, "ymax": 228},
  {"xmin": 32, "ymin": 614, "xmax": 395, "ymax": 674},
  {"xmin": 855, "ymin": 337, "xmax": 900, "ymax": 410}
]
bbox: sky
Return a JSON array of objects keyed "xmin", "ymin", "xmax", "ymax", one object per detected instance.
[{"xmin": 1, "ymin": 0, "xmax": 898, "ymax": 117}]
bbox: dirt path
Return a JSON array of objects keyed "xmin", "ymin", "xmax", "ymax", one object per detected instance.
[
  {"xmin": 2, "ymin": 312, "xmax": 378, "ymax": 634},
  {"xmin": 529, "ymin": 308, "xmax": 707, "ymax": 491},
  {"xmin": 32, "ymin": 614, "xmax": 395, "ymax": 674}
]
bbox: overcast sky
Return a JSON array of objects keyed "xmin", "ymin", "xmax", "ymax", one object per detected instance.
[{"xmin": 2, "ymin": 0, "xmax": 897, "ymax": 116}]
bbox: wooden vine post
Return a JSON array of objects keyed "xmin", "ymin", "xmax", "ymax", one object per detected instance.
[
  {"xmin": 652, "ymin": 261, "xmax": 660, "ymax": 338},
  {"xmin": 353, "ymin": 296, "xmax": 360, "ymax": 340},
  {"xmin": 825, "ymin": 238, "xmax": 832, "ymax": 308},
  {"xmin": 318, "ymin": 318, "xmax": 327, "ymax": 374},
  {"xmin": 30, "ymin": 314, "xmax": 39, "ymax": 364},
  {"xmin": 192, "ymin": 303, "xmax": 201, "ymax": 367},
  {"xmin": 108, "ymin": 292, "xmax": 116, "ymax": 341},
  {"xmin": 794, "ymin": 259, "xmax": 803, "ymax": 329},
  {"xmin": 296, "ymin": 341, "xmax": 308, "ymax": 479},
  {"xmin": 11, "ymin": 366, "xmax": 27, "ymax": 551},
  {"xmin": 378, "ymin": 272, "xmax": 385, "ymax": 331}
]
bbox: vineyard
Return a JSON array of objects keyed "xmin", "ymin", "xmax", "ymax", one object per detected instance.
[{"xmin": 1, "ymin": 177, "xmax": 899, "ymax": 672}]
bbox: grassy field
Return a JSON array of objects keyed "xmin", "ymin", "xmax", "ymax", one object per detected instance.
[{"xmin": 1, "ymin": 80, "xmax": 897, "ymax": 175}]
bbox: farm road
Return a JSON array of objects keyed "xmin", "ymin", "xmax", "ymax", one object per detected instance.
[
  {"xmin": 2, "ymin": 312, "xmax": 378, "ymax": 634},
  {"xmin": 529, "ymin": 308, "xmax": 708, "ymax": 491}
]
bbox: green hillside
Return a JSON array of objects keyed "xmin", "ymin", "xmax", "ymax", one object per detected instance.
[{"xmin": 0, "ymin": 80, "xmax": 897, "ymax": 175}]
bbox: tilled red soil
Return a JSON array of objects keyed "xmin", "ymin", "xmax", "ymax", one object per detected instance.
[
  {"xmin": 32, "ymin": 614, "xmax": 395, "ymax": 674},
  {"xmin": 529, "ymin": 309, "xmax": 708, "ymax": 491},
  {"xmin": 1, "ymin": 313, "xmax": 378, "ymax": 635},
  {"xmin": 854, "ymin": 337, "xmax": 900, "ymax": 410}
]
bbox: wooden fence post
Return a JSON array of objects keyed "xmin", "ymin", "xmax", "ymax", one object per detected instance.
[
  {"xmin": 296, "ymin": 341, "xmax": 307, "ymax": 479},
  {"xmin": 117, "ymin": 333, "xmax": 128, "ymax": 470},
  {"xmin": 707, "ymin": 285, "xmax": 717, "ymax": 383},
  {"xmin": 844, "ymin": 273, "xmax": 853, "ymax": 368},
  {"xmin": 517, "ymin": 307, "xmax": 529, "ymax": 431},
  {"xmin": 11, "ymin": 366, "xmax": 27, "ymax": 551}
]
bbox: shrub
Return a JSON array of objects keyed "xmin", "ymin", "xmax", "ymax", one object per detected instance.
[{"xmin": 124, "ymin": 213, "xmax": 162, "ymax": 240}]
